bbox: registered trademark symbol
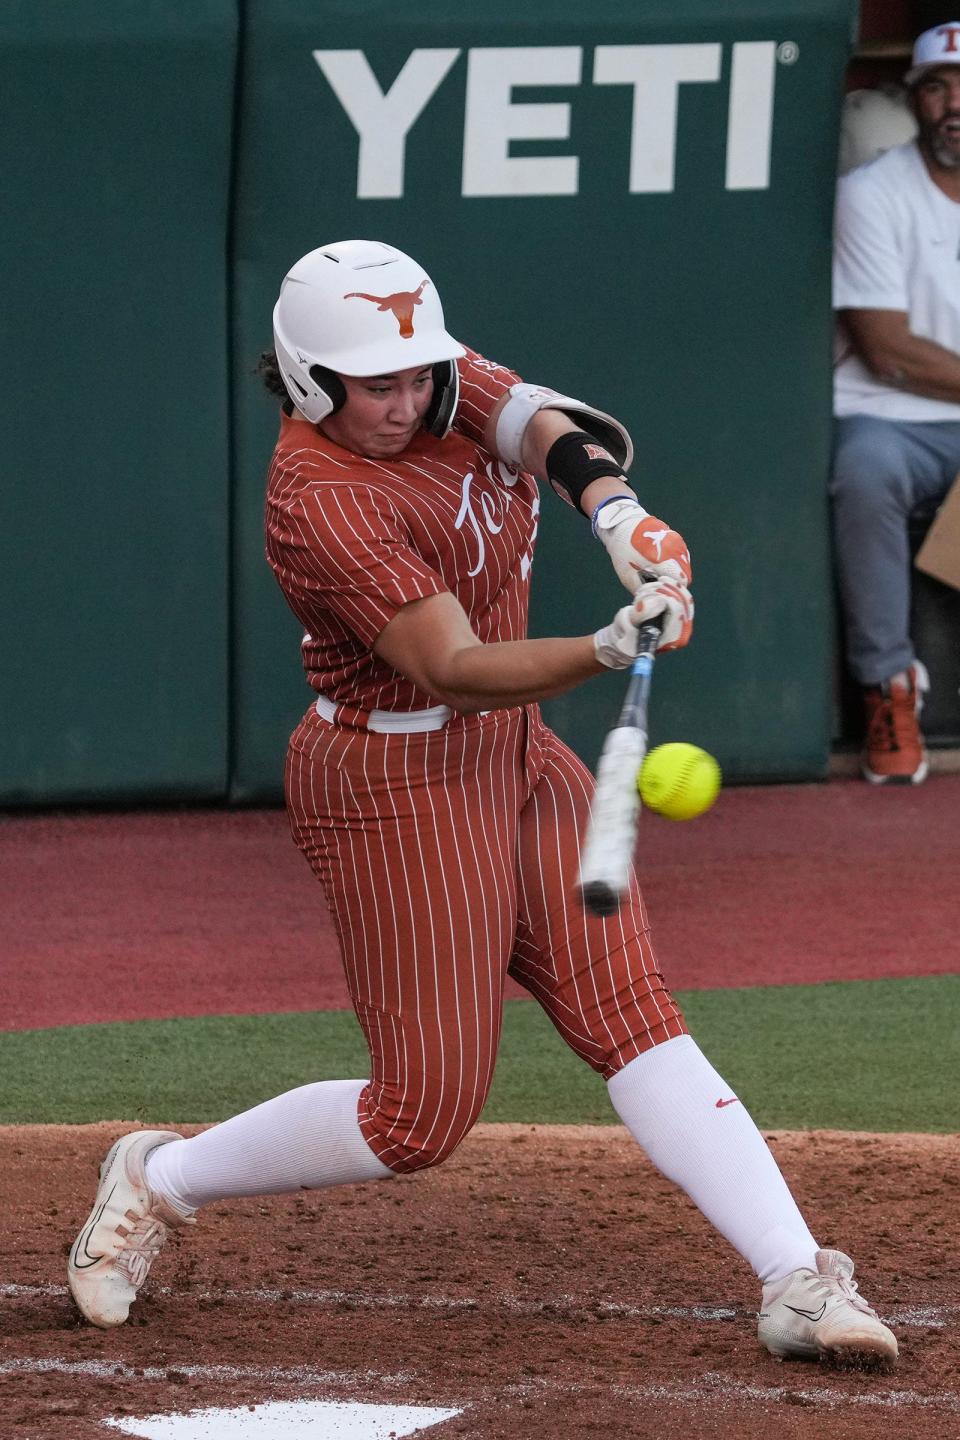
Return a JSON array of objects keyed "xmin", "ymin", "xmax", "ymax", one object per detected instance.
[{"xmin": 777, "ymin": 41, "xmax": 799, "ymax": 64}]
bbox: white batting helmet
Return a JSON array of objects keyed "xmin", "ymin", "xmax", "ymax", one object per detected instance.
[{"xmin": 272, "ymin": 240, "xmax": 465, "ymax": 434}]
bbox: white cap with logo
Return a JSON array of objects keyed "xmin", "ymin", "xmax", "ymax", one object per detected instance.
[{"xmin": 905, "ymin": 22, "xmax": 960, "ymax": 85}]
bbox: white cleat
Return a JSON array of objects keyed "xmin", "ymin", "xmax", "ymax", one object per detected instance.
[
  {"xmin": 68, "ymin": 1130, "xmax": 195, "ymax": 1328},
  {"xmin": 758, "ymin": 1249, "xmax": 898, "ymax": 1368}
]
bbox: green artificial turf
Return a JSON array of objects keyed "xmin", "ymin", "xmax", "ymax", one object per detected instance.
[{"xmin": 2, "ymin": 976, "xmax": 957, "ymax": 1132}]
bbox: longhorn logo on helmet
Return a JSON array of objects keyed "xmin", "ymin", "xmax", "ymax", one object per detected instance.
[{"xmin": 344, "ymin": 280, "xmax": 431, "ymax": 337}]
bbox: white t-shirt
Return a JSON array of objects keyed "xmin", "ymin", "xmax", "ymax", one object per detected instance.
[{"xmin": 833, "ymin": 140, "xmax": 960, "ymax": 422}]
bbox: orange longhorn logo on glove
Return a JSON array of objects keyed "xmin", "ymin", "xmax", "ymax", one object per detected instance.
[
  {"xmin": 343, "ymin": 280, "xmax": 431, "ymax": 338},
  {"xmin": 630, "ymin": 516, "xmax": 693, "ymax": 585}
]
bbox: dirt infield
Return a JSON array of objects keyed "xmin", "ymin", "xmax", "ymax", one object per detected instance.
[{"xmin": 2, "ymin": 1124, "xmax": 957, "ymax": 1439}]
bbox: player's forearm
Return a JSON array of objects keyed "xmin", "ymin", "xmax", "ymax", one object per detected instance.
[
  {"xmin": 520, "ymin": 412, "xmax": 636, "ymax": 516},
  {"xmin": 579, "ymin": 475, "xmax": 637, "ymax": 518},
  {"xmin": 374, "ymin": 592, "xmax": 607, "ymax": 712},
  {"xmin": 433, "ymin": 634, "xmax": 604, "ymax": 712}
]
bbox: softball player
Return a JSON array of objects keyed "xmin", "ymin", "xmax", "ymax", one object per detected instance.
[{"xmin": 69, "ymin": 241, "xmax": 897, "ymax": 1368}]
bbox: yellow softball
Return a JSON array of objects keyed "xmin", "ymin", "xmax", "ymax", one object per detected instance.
[{"xmin": 638, "ymin": 743, "xmax": 721, "ymax": 821}]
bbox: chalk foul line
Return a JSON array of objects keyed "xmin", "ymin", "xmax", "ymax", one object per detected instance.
[
  {"xmin": 1, "ymin": 1282, "xmax": 954, "ymax": 1329},
  {"xmin": 0, "ymin": 1356, "xmax": 415, "ymax": 1389},
  {"xmin": 2, "ymin": 1358, "xmax": 958, "ymax": 1416}
]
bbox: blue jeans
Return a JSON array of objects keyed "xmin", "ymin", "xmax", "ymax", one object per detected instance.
[{"xmin": 830, "ymin": 415, "xmax": 960, "ymax": 686}]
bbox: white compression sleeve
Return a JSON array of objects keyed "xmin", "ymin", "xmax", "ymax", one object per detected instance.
[
  {"xmin": 144, "ymin": 1079, "xmax": 393, "ymax": 1213},
  {"xmin": 607, "ymin": 1035, "xmax": 818, "ymax": 1284}
]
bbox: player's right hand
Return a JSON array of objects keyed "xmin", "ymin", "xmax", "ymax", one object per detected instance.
[{"xmin": 593, "ymin": 578, "xmax": 694, "ymax": 668}]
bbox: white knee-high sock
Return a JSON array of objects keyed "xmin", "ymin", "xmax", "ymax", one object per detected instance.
[
  {"xmin": 144, "ymin": 1079, "xmax": 393, "ymax": 1213},
  {"xmin": 607, "ymin": 1035, "xmax": 818, "ymax": 1284}
]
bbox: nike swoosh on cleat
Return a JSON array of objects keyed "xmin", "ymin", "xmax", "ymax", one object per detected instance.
[
  {"xmin": 70, "ymin": 1184, "xmax": 118, "ymax": 1270},
  {"xmin": 715, "ymin": 1098, "xmax": 739, "ymax": 1108},
  {"xmin": 785, "ymin": 1301, "xmax": 828, "ymax": 1322}
]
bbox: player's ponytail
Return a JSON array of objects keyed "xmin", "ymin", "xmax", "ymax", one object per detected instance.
[{"xmin": 255, "ymin": 349, "xmax": 293, "ymax": 413}]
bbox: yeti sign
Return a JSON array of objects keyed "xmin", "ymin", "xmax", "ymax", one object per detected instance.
[{"xmin": 313, "ymin": 42, "xmax": 785, "ymax": 199}]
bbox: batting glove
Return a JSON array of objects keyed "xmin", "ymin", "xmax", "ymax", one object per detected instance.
[
  {"xmin": 593, "ymin": 578, "xmax": 694, "ymax": 668},
  {"xmin": 592, "ymin": 496, "xmax": 692, "ymax": 592}
]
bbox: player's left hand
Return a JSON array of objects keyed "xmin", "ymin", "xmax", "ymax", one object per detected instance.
[
  {"xmin": 593, "ymin": 577, "xmax": 694, "ymax": 668},
  {"xmin": 593, "ymin": 496, "xmax": 692, "ymax": 592}
]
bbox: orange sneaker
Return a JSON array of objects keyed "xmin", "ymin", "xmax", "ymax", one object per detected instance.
[{"xmin": 861, "ymin": 661, "xmax": 929, "ymax": 785}]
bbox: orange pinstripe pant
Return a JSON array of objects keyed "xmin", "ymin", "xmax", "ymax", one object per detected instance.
[{"xmin": 285, "ymin": 702, "xmax": 687, "ymax": 1174}]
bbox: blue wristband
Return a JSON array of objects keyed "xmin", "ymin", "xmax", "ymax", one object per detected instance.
[{"xmin": 591, "ymin": 493, "xmax": 639, "ymax": 538}]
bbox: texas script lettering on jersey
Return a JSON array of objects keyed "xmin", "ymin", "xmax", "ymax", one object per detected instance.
[{"xmin": 454, "ymin": 460, "xmax": 538, "ymax": 578}]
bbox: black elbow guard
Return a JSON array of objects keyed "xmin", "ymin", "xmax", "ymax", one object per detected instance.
[{"xmin": 545, "ymin": 430, "xmax": 629, "ymax": 511}]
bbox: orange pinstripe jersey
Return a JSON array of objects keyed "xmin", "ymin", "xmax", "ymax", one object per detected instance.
[{"xmin": 265, "ymin": 349, "xmax": 540, "ymax": 712}]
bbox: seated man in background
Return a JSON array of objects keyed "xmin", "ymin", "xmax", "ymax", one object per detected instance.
[{"xmin": 832, "ymin": 21, "xmax": 960, "ymax": 783}]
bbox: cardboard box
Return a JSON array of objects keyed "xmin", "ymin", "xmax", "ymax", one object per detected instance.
[{"xmin": 915, "ymin": 471, "xmax": 960, "ymax": 591}]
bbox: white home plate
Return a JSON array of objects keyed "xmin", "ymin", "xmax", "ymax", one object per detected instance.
[{"xmin": 105, "ymin": 1400, "xmax": 461, "ymax": 1439}]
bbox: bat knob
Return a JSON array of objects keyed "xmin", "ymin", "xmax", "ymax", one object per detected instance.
[{"xmin": 579, "ymin": 881, "xmax": 620, "ymax": 918}]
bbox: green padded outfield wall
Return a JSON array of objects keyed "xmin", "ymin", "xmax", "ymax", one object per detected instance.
[
  {"xmin": 0, "ymin": 2, "xmax": 236, "ymax": 803},
  {"xmin": 1, "ymin": 2, "xmax": 853, "ymax": 805},
  {"xmin": 231, "ymin": 0, "xmax": 855, "ymax": 800}
]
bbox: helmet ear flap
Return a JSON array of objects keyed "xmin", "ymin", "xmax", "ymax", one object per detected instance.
[
  {"xmin": 424, "ymin": 360, "xmax": 460, "ymax": 438},
  {"xmin": 308, "ymin": 365, "xmax": 347, "ymax": 416}
]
